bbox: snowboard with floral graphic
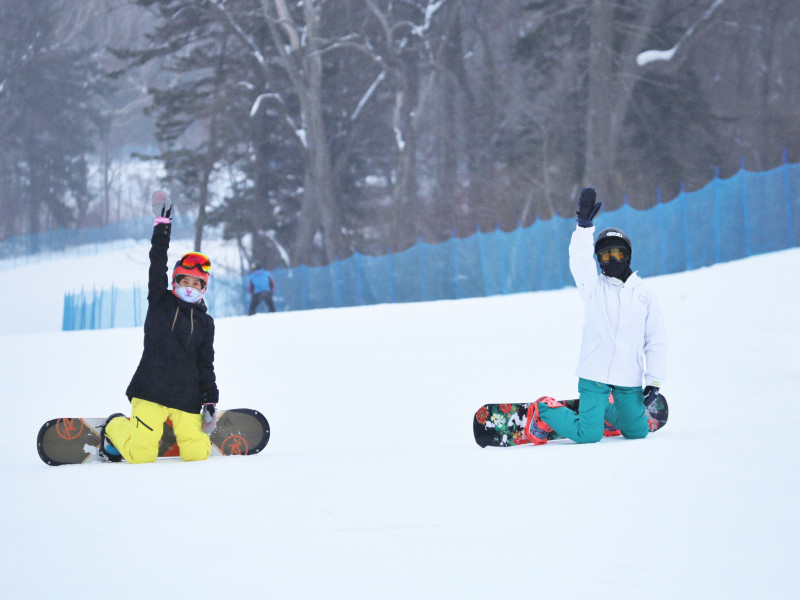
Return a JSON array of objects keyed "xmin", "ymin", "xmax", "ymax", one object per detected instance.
[{"xmin": 472, "ymin": 395, "xmax": 668, "ymax": 448}]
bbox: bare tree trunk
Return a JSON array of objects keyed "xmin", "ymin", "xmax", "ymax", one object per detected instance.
[
  {"xmin": 296, "ymin": 51, "xmax": 339, "ymax": 264},
  {"xmin": 389, "ymin": 55, "xmax": 421, "ymax": 244},
  {"xmin": 262, "ymin": 0, "xmax": 340, "ymax": 265},
  {"xmin": 361, "ymin": 0, "xmax": 456, "ymax": 243},
  {"xmin": 194, "ymin": 37, "xmax": 229, "ymax": 253},
  {"xmin": 583, "ymin": 0, "xmax": 615, "ymax": 193},
  {"xmin": 584, "ymin": 1, "xmax": 661, "ymax": 197}
]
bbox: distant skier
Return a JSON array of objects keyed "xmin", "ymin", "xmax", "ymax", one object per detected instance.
[
  {"xmin": 248, "ymin": 262, "xmax": 276, "ymax": 314},
  {"xmin": 526, "ymin": 187, "xmax": 667, "ymax": 445},
  {"xmin": 100, "ymin": 191, "xmax": 220, "ymax": 463}
]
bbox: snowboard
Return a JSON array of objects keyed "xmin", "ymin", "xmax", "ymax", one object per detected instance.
[
  {"xmin": 37, "ymin": 408, "xmax": 270, "ymax": 466},
  {"xmin": 473, "ymin": 394, "xmax": 668, "ymax": 448}
]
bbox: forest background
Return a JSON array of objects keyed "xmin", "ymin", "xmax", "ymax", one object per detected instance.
[{"xmin": 1, "ymin": 0, "xmax": 798, "ymax": 270}]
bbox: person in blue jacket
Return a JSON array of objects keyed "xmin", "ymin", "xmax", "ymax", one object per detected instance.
[
  {"xmin": 525, "ymin": 187, "xmax": 667, "ymax": 445},
  {"xmin": 248, "ymin": 263, "xmax": 276, "ymax": 314}
]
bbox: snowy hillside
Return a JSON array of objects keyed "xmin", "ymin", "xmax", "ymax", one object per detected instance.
[{"xmin": 1, "ymin": 243, "xmax": 799, "ymax": 599}]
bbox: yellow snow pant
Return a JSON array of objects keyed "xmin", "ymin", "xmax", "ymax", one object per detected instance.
[{"xmin": 105, "ymin": 398, "xmax": 210, "ymax": 464}]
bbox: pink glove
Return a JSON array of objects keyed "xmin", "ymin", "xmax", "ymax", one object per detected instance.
[{"xmin": 152, "ymin": 190, "xmax": 171, "ymax": 216}]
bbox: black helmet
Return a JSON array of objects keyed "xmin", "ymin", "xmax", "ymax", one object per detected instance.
[
  {"xmin": 594, "ymin": 228, "xmax": 632, "ymax": 257},
  {"xmin": 250, "ymin": 262, "xmax": 262, "ymax": 271}
]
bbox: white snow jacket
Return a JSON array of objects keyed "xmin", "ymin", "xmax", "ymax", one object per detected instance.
[{"xmin": 569, "ymin": 225, "xmax": 667, "ymax": 388}]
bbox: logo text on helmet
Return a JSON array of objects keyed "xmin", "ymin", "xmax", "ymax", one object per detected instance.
[{"xmin": 606, "ymin": 232, "xmax": 624, "ymax": 238}]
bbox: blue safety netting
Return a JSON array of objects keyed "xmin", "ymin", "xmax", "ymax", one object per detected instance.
[{"xmin": 62, "ymin": 161, "xmax": 800, "ymax": 330}]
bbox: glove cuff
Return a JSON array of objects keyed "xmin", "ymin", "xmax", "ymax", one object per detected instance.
[{"xmin": 154, "ymin": 216, "xmax": 171, "ymax": 226}]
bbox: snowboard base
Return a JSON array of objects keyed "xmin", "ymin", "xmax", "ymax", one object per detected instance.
[{"xmin": 37, "ymin": 408, "xmax": 270, "ymax": 466}]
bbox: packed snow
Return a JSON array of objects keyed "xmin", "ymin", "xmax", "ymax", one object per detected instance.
[{"xmin": 1, "ymin": 239, "xmax": 798, "ymax": 599}]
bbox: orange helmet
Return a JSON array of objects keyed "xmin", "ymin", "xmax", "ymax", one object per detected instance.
[{"xmin": 172, "ymin": 252, "xmax": 211, "ymax": 289}]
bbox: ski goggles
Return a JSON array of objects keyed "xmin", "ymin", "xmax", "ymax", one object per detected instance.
[
  {"xmin": 178, "ymin": 252, "xmax": 212, "ymax": 274},
  {"xmin": 597, "ymin": 247, "xmax": 628, "ymax": 264}
]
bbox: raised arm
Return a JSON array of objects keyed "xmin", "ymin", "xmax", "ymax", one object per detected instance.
[
  {"xmin": 148, "ymin": 191, "xmax": 172, "ymax": 299},
  {"xmin": 569, "ymin": 188, "xmax": 602, "ymax": 301}
]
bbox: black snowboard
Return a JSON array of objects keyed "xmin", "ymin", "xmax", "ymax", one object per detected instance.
[
  {"xmin": 37, "ymin": 408, "xmax": 270, "ymax": 466},
  {"xmin": 473, "ymin": 394, "xmax": 668, "ymax": 448}
]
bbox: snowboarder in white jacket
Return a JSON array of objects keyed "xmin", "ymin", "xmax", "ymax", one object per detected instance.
[{"xmin": 526, "ymin": 188, "xmax": 667, "ymax": 445}]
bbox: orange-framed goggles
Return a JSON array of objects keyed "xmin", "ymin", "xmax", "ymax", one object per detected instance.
[
  {"xmin": 178, "ymin": 252, "xmax": 212, "ymax": 274},
  {"xmin": 597, "ymin": 247, "xmax": 628, "ymax": 264}
]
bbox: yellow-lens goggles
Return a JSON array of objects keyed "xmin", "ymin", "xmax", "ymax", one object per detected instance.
[{"xmin": 597, "ymin": 247, "xmax": 627, "ymax": 264}]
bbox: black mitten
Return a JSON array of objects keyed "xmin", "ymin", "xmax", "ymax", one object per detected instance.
[
  {"xmin": 576, "ymin": 188, "xmax": 601, "ymax": 227},
  {"xmin": 643, "ymin": 386, "xmax": 659, "ymax": 407}
]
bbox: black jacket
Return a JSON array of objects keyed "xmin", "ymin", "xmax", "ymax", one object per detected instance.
[{"xmin": 125, "ymin": 222, "xmax": 219, "ymax": 413}]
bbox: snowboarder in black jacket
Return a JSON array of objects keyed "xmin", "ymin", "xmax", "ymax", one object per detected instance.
[{"xmin": 102, "ymin": 192, "xmax": 219, "ymax": 463}]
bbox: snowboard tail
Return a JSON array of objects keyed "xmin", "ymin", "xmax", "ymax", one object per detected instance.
[
  {"xmin": 473, "ymin": 394, "xmax": 668, "ymax": 448},
  {"xmin": 37, "ymin": 408, "xmax": 270, "ymax": 466},
  {"xmin": 37, "ymin": 418, "xmax": 103, "ymax": 466}
]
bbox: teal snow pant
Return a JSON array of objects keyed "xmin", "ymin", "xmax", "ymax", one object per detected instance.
[{"xmin": 538, "ymin": 378, "xmax": 649, "ymax": 444}]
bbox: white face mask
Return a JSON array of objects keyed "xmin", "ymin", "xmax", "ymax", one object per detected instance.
[{"xmin": 173, "ymin": 284, "xmax": 206, "ymax": 303}]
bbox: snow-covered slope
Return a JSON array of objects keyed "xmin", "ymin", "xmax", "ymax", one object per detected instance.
[{"xmin": 1, "ymin": 245, "xmax": 798, "ymax": 599}]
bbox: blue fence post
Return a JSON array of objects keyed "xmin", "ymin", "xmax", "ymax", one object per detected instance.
[
  {"xmin": 555, "ymin": 217, "xmax": 565, "ymax": 289},
  {"xmin": 741, "ymin": 157, "xmax": 751, "ymax": 256},
  {"xmin": 656, "ymin": 188, "xmax": 666, "ymax": 275},
  {"xmin": 476, "ymin": 225, "xmax": 488, "ymax": 297},
  {"xmin": 62, "ymin": 293, "xmax": 70, "ymax": 331},
  {"xmin": 334, "ymin": 256, "xmax": 343, "ymax": 308},
  {"xmin": 451, "ymin": 232, "xmax": 460, "ymax": 299},
  {"xmin": 496, "ymin": 223, "xmax": 508, "ymax": 294},
  {"xmin": 516, "ymin": 220, "xmax": 525, "ymax": 293},
  {"xmin": 418, "ymin": 236, "xmax": 426, "ymax": 302},
  {"xmin": 386, "ymin": 247, "xmax": 396, "ymax": 303},
  {"xmin": 355, "ymin": 253, "xmax": 364, "ymax": 305},
  {"xmin": 784, "ymin": 148, "xmax": 793, "ymax": 247},
  {"xmin": 80, "ymin": 288, "xmax": 87, "ymax": 330},
  {"xmin": 713, "ymin": 167, "xmax": 721, "ymax": 263},
  {"xmin": 95, "ymin": 288, "xmax": 102, "ymax": 330},
  {"xmin": 680, "ymin": 183, "xmax": 691, "ymax": 270},
  {"xmin": 536, "ymin": 215, "xmax": 546, "ymax": 290},
  {"xmin": 301, "ymin": 265, "xmax": 308, "ymax": 310}
]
